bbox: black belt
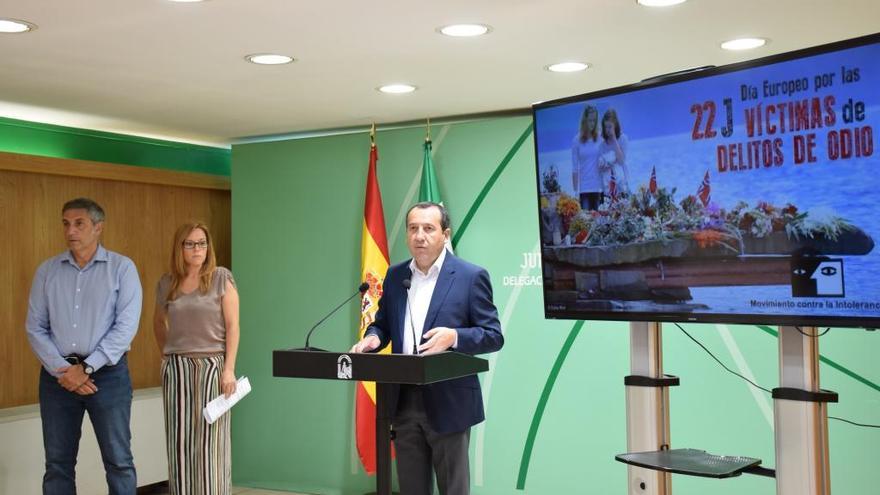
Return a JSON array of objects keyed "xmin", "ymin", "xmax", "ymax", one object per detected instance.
[
  {"xmin": 63, "ymin": 353, "xmax": 127, "ymax": 366},
  {"xmin": 64, "ymin": 355, "xmax": 86, "ymax": 365}
]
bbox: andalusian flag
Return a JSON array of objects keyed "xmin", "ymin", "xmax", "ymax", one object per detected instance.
[
  {"xmin": 420, "ymin": 137, "xmax": 441, "ymax": 203},
  {"xmin": 419, "ymin": 134, "xmax": 453, "ymax": 251},
  {"xmin": 356, "ymin": 130, "xmax": 392, "ymax": 474}
]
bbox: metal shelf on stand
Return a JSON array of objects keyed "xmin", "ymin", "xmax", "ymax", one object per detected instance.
[{"xmin": 616, "ymin": 448, "xmax": 772, "ymax": 479}]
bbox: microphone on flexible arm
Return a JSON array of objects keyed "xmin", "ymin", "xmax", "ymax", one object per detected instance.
[
  {"xmin": 297, "ymin": 282, "xmax": 370, "ymax": 351},
  {"xmin": 402, "ymin": 278, "xmax": 419, "ymax": 355}
]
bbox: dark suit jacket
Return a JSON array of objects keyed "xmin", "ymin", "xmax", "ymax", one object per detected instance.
[{"xmin": 366, "ymin": 251, "xmax": 503, "ymax": 434}]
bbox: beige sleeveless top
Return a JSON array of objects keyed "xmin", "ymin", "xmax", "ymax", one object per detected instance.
[{"xmin": 156, "ymin": 267, "xmax": 235, "ymax": 355}]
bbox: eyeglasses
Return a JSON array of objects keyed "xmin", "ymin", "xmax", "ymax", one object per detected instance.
[{"xmin": 182, "ymin": 240, "xmax": 209, "ymax": 250}]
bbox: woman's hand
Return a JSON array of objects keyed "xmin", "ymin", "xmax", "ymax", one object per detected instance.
[{"xmin": 221, "ymin": 369, "xmax": 237, "ymax": 398}]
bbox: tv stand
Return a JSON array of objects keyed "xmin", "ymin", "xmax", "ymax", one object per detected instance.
[{"xmin": 616, "ymin": 322, "xmax": 836, "ymax": 495}]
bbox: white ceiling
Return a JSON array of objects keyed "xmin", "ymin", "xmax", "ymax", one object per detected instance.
[{"xmin": 0, "ymin": 0, "xmax": 877, "ymax": 147}]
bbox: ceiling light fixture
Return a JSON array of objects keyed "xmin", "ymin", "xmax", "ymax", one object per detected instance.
[
  {"xmin": 245, "ymin": 53, "xmax": 294, "ymax": 65},
  {"xmin": 0, "ymin": 18, "xmax": 36, "ymax": 33},
  {"xmin": 377, "ymin": 84, "xmax": 417, "ymax": 94},
  {"xmin": 546, "ymin": 62, "xmax": 590, "ymax": 73},
  {"xmin": 637, "ymin": 0, "xmax": 687, "ymax": 7},
  {"xmin": 438, "ymin": 24, "xmax": 491, "ymax": 37},
  {"xmin": 720, "ymin": 37, "xmax": 767, "ymax": 51}
]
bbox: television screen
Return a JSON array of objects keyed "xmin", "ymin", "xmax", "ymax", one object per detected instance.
[{"xmin": 533, "ymin": 33, "xmax": 879, "ymax": 328}]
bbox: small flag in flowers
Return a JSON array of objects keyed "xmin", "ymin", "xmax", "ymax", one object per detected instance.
[
  {"xmin": 608, "ymin": 170, "xmax": 619, "ymax": 202},
  {"xmin": 696, "ymin": 170, "xmax": 711, "ymax": 206}
]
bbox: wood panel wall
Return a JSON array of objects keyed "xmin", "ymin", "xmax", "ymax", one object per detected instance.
[{"xmin": 0, "ymin": 152, "xmax": 231, "ymax": 408}]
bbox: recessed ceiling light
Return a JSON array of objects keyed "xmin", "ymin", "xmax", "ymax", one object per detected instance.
[
  {"xmin": 0, "ymin": 18, "xmax": 36, "ymax": 33},
  {"xmin": 720, "ymin": 37, "xmax": 767, "ymax": 51},
  {"xmin": 378, "ymin": 84, "xmax": 417, "ymax": 94},
  {"xmin": 245, "ymin": 53, "xmax": 294, "ymax": 65},
  {"xmin": 546, "ymin": 62, "xmax": 590, "ymax": 73},
  {"xmin": 637, "ymin": 0, "xmax": 687, "ymax": 7},
  {"xmin": 438, "ymin": 24, "xmax": 491, "ymax": 37}
]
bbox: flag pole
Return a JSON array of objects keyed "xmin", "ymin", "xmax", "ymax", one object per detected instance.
[
  {"xmin": 425, "ymin": 117, "xmax": 431, "ymax": 143},
  {"xmin": 370, "ymin": 122, "xmax": 376, "ymax": 148}
]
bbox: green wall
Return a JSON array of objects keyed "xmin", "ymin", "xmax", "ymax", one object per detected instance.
[
  {"xmin": 231, "ymin": 116, "xmax": 877, "ymax": 494},
  {"xmin": 0, "ymin": 116, "xmax": 230, "ymax": 175}
]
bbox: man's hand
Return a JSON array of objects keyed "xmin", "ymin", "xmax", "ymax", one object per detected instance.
[
  {"xmin": 74, "ymin": 379, "xmax": 98, "ymax": 395},
  {"xmin": 350, "ymin": 334, "xmax": 381, "ymax": 353},
  {"xmin": 56, "ymin": 365, "xmax": 98, "ymax": 395},
  {"xmin": 419, "ymin": 327, "xmax": 457, "ymax": 355},
  {"xmin": 221, "ymin": 369, "xmax": 237, "ymax": 398}
]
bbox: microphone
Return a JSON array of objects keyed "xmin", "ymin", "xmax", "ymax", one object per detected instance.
[
  {"xmin": 299, "ymin": 282, "xmax": 370, "ymax": 351},
  {"xmin": 402, "ymin": 279, "xmax": 419, "ymax": 355}
]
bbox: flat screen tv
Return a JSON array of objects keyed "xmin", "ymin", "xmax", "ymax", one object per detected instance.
[{"xmin": 533, "ymin": 33, "xmax": 879, "ymax": 328}]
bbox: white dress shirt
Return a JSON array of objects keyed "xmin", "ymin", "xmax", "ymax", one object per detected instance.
[{"xmin": 403, "ymin": 248, "xmax": 450, "ymax": 355}]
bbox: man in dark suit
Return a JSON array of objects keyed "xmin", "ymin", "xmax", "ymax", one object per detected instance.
[{"xmin": 351, "ymin": 201, "xmax": 503, "ymax": 495}]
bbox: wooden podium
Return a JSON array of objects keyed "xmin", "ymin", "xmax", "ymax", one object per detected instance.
[{"xmin": 273, "ymin": 349, "xmax": 489, "ymax": 495}]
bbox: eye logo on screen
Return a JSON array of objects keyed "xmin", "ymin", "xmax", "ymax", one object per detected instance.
[{"xmin": 791, "ymin": 257, "xmax": 845, "ymax": 297}]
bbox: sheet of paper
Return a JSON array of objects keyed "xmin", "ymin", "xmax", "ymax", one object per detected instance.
[{"xmin": 203, "ymin": 376, "xmax": 251, "ymax": 424}]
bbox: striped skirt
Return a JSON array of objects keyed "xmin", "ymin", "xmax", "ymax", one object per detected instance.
[{"xmin": 161, "ymin": 354, "xmax": 231, "ymax": 495}]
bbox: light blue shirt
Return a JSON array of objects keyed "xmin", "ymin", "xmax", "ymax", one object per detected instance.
[{"xmin": 26, "ymin": 245, "xmax": 143, "ymax": 376}]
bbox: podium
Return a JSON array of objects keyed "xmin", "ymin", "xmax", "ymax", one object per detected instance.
[{"xmin": 273, "ymin": 349, "xmax": 489, "ymax": 495}]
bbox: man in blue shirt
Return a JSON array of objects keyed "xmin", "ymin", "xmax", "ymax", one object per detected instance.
[{"xmin": 26, "ymin": 198, "xmax": 143, "ymax": 495}]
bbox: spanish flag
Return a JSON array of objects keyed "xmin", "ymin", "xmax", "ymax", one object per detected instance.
[{"xmin": 356, "ymin": 127, "xmax": 392, "ymax": 474}]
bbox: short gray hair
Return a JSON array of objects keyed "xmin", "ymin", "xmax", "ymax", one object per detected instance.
[
  {"xmin": 62, "ymin": 198, "xmax": 105, "ymax": 224},
  {"xmin": 407, "ymin": 201, "xmax": 450, "ymax": 230}
]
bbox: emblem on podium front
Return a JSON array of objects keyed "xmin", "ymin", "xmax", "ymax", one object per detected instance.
[{"xmin": 337, "ymin": 354, "xmax": 353, "ymax": 380}]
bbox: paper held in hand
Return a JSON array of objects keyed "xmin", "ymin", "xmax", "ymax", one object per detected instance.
[{"xmin": 203, "ymin": 376, "xmax": 251, "ymax": 424}]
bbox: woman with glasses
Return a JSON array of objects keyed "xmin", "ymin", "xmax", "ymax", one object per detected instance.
[{"xmin": 153, "ymin": 221, "xmax": 240, "ymax": 495}]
